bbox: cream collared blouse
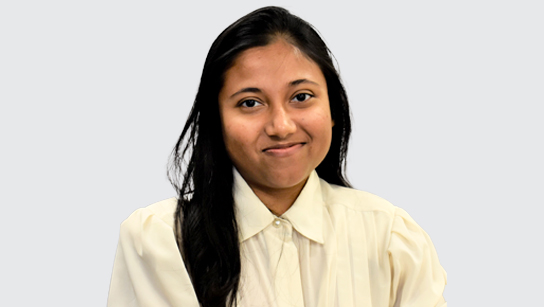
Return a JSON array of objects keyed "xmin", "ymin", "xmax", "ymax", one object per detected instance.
[{"xmin": 108, "ymin": 170, "xmax": 447, "ymax": 306}]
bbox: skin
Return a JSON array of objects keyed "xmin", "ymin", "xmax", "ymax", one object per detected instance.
[{"xmin": 218, "ymin": 39, "xmax": 334, "ymax": 216}]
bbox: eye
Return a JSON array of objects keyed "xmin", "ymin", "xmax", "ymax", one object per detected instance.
[
  {"xmin": 240, "ymin": 99, "xmax": 263, "ymax": 108},
  {"xmin": 292, "ymin": 93, "xmax": 313, "ymax": 103}
]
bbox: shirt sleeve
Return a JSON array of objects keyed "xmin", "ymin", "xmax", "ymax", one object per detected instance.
[
  {"xmin": 388, "ymin": 207, "xmax": 447, "ymax": 307},
  {"xmin": 107, "ymin": 208, "xmax": 200, "ymax": 307}
]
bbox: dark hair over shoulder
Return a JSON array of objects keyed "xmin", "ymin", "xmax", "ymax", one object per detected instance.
[{"xmin": 168, "ymin": 6, "xmax": 351, "ymax": 306}]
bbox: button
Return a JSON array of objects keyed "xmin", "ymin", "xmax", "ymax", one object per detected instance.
[{"xmin": 273, "ymin": 218, "xmax": 281, "ymax": 228}]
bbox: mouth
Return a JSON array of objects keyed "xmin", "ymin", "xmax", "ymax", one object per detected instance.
[{"xmin": 262, "ymin": 142, "xmax": 306, "ymax": 155}]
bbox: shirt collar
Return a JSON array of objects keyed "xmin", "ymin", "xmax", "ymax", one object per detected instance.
[{"xmin": 234, "ymin": 168, "xmax": 325, "ymax": 244}]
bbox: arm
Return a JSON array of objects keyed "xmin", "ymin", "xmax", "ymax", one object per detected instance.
[{"xmin": 388, "ymin": 207, "xmax": 447, "ymax": 307}]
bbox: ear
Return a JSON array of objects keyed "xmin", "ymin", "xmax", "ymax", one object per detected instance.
[{"xmin": 331, "ymin": 119, "xmax": 335, "ymax": 127}]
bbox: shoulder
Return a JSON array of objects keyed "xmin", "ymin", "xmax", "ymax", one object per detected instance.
[
  {"xmin": 319, "ymin": 178, "xmax": 397, "ymax": 217},
  {"xmin": 116, "ymin": 197, "xmax": 183, "ymax": 269},
  {"xmin": 121, "ymin": 197, "xmax": 178, "ymax": 230},
  {"xmin": 111, "ymin": 197, "xmax": 191, "ymax": 298},
  {"xmin": 118, "ymin": 197, "xmax": 178, "ymax": 250}
]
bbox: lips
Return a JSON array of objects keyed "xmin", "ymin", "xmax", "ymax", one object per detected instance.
[
  {"xmin": 263, "ymin": 142, "xmax": 305, "ymax": 151},
  {"xmin": 262, "ymin": 142, "xmax": 306, "ymax": 157}
]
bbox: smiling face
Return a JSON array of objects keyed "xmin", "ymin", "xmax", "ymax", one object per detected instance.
[{"xmin": 218, "ymin": 39, "xmax": 333, "ymax": 198}]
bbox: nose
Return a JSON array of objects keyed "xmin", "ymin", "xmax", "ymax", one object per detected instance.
[{"xmin": 264, "ymin": 105, "xmax": 296, "ymax": 139}]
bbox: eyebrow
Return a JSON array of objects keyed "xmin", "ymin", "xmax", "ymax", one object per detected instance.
[{"xmin": 229, "ymin": 79, "xmax": 319, "ymax": 99}]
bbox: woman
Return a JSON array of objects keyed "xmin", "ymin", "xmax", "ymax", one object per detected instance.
[{"xmin": 108, "ymin": 6, "xmax": 447, "ymax": 307}]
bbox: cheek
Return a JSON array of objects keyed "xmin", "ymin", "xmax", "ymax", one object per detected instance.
[
  {"xmin": 309, "ymin": 109, "xmax": 333, "ymax": 136},
  {"xmin": 222, "ymin": 121, "xmax": 254, "ymax": 158},
  {"xmin": 308, "ymin": 109, "xmax": 334, "ymax": 153}
]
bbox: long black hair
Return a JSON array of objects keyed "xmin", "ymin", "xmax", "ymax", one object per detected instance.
[{"xmin": 168, "ymin": 6, "xmax": 351, "ymax": 307}]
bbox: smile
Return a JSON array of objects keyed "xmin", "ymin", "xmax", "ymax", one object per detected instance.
[{"xmin": 262, "ymin": 142, "xmax": 305, "ymax": 157}]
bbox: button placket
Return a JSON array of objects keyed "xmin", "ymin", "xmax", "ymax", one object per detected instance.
[{"xmin": 271, "ymin": 217, "xmax": 303, "ymax": 306}]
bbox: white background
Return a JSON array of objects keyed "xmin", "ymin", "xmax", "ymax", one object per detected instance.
[{"xmin": 1, "ymin": 0, "xmax": 542, "ymax": 306}]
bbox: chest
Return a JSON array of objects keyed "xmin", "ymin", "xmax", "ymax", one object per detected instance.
[{"xmin": 237, "ymin": 219, "xmax": 392, "ymax": 307}]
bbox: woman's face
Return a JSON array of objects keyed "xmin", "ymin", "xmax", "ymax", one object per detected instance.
[{"xmin": 218, "ymin": 39, "xmax": 333, "ymax": 194}]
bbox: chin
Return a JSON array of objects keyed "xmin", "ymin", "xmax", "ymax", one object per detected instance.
[{"xmin": 262, "ymin": 168, "xmax": 311, "ymax": 189}]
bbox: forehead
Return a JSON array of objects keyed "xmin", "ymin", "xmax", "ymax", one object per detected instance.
[
  {"xmin": 222, "ymin": 40, "xmax": 325, "ymax": 92},
  {"xmin": 234, "ymin": 40, "xmax": 307, "ymax": 67}
]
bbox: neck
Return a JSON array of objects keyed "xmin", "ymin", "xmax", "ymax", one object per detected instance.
[{"xmin": 250, "ymin": 179, "xmax": 307, "ymax": 216}]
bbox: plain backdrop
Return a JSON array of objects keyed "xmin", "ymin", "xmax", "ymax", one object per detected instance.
[{"xmin": 1, "ymin": 0, "xmax": 542, "ymax": 306}]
